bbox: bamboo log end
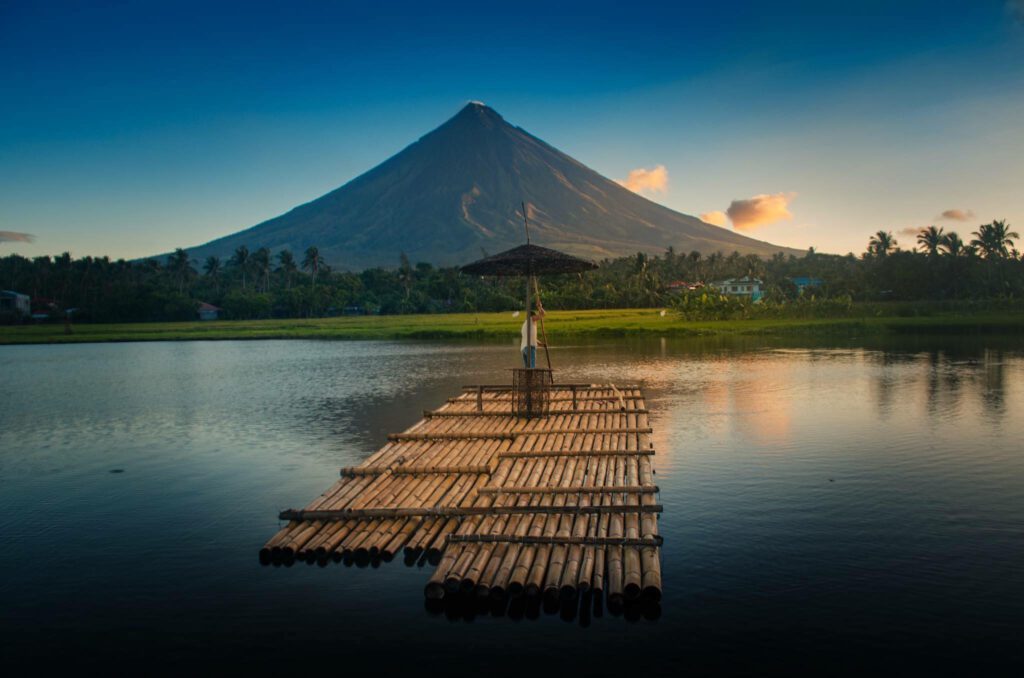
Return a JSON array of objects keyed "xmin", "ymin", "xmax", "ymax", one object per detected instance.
[
  {"xmin": 642, "ymin": 584, "xmax": 662, "ymax": 602},
  {"xmin": 424, "ymin": 582, "xmax": 446, "ymax": 600}
]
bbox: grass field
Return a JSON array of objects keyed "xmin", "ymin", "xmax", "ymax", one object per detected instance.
[{"xmin": 2, "ymin": 307, "xmax": 1023, "ymax": 345}]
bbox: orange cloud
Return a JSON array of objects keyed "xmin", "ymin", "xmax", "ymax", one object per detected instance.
[
  {"xmin": 937, "ymin": 208, "xmax": 974, "ymax": 222},
  {"xmin": 0, "ymin": 231, "xmax": 35, "ymax": 243},
  {"xmin": 617, "ymin": 165, "xmax": 668, "ymax": 195},
  {"xmin": 726, "ymin": 192, "xmax": 796, "ymax": 231},
  {"xmin": 700, "ymin": 211, "xmax": 728, "ymax": 227}
]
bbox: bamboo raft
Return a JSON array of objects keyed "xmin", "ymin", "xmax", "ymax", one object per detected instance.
[{"xmin": 260, "ymin": 383, "xmax": 662, "ymax": 606}]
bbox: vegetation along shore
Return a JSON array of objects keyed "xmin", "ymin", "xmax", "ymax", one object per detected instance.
[
  {"xmin": 2, "ymin": 219, "xmax": 1021, "ymax": 345},
  {"xmin": 2, "ymin": 305, "xmax": 1022, "ymax": 345}
]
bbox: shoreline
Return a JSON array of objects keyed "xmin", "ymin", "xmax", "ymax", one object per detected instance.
[{"xmin": 2, "ymin": 308, "xmax": 1023, "ymax": 346}]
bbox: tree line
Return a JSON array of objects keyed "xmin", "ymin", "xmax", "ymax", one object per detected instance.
[{"xmin": 0, "ymin": 220, "xmax": 1020, "ymax": 323}]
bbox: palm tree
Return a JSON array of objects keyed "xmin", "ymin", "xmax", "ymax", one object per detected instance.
[
  {"xmin": 252, "ymin": 247, "xmax": 271, "ymax": 293},
  {"xmin": 705, "ymin": 251, "xmax": 722, "ymax": 280},
  {"xmin": 167, "ymin": 248, "xmax": 194, "ymax": 294},
  {"xmin": 868, "ymin": 230, "xmax": 897, "ymax": 258},
  {"xmin": 743, "ymin": 253, "xmax": 764, "ymax": 279},
  {"xmin": 276, "ymin": 250, "xmax": 297, "ymax": 290},
  {"xmin": 230, "ymin": 245, "xmax": 250, "ymax": 290},
  {"xmin": 971, "ymin": 220, "xmax": 1019, "ymax": 259},
  {"xmin": 203, "ymin": 255, "xmax": 221, "ymax": 278},
  {"xmin": 916, "ymin": 226, "xmax": 944, "ymax": 257},
  {"xmin": 203, "ymin": 256, "xmax": 221, "ymax": 293},
  {"xmin": 398, "ymin": 252, "xmax": 414, "ymax": 300},
  {"xmin": 940, "ymin": 232, "xmax": 965, "ymax": 257},
  {"xmin": 302, "ymin": 246, "xmax": 323, "ymax": 289}
]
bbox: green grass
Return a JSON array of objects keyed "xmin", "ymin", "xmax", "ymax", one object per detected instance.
[{"xmin": 2, "ymin": 307, "xmax": 1023, "ymax": 345}]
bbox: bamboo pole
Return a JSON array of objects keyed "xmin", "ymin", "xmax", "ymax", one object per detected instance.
[
  {"xmin": 476, "ymin": 485, "xmax": 657, "ymax": 495},
  {"xmin": 279, "ymin": 504, "xmax": 661, "ymax": 521},
  {"xmin": 496, "ymin": 448, "xmax": 655, "ymax": 458}
]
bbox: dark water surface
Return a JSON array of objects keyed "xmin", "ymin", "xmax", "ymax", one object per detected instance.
[{"xmin": 2, "ymin": 336, "xmax": 1023, "ymax": 674}]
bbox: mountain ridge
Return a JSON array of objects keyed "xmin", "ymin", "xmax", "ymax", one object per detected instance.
[{"xmin": 178, "ymin": 103, "xmax": 801, "ymax": 268}]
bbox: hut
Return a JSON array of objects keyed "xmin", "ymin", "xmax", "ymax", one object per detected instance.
[{"xmin": 197, "ymin": 302, "xmax": 222, "ymax": 321}]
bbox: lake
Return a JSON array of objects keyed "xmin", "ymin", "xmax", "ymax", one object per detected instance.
[{"xmin": 2, "ymin": 336, "xmax": 1022, "ymax": 673}]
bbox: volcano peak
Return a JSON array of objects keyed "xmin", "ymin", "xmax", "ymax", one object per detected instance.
[{"xmin": 178, "ymin": 104, "xmax": 799, "ymax": 269}]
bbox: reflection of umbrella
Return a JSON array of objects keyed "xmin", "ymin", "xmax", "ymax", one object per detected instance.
[{"xmin": 461, "ymin": 242, "xmax": 596, "ymax": 371}]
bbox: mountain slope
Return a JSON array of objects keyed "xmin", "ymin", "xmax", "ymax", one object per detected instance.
[{"xmin": 183, "ymin": 103, "xmax": 801, "ymax": 268}]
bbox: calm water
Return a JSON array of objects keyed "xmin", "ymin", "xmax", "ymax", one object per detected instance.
[{"xmin": 2, "ymin": 336, "xmax": 1023, "ymax": 673}]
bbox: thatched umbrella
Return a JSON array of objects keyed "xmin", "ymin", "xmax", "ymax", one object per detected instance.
[
  {"xmin": 461, "ymin": 243, "xmax": 596, "ymax": 368},
  {"xmin": 460, "ymin": 243, "xmax": 598, "ymax": 277}
]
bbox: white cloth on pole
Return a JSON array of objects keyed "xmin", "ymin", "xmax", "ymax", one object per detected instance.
[{"xmin": 520, "ymin": 318, "xmax": 538, "ymax": 351}]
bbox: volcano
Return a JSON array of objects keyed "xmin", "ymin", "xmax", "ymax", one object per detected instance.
[{"xmin": 182, "ymin": 102, "xmax": 799, "ymax": 269}]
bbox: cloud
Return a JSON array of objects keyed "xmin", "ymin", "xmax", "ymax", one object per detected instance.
[
  {"xmin": 937, "ymin": 208, "xmax": 974, "ymax": 222},
  {"xmin": 617, "ymin": 165, "xmax": 668, "ymax": 194},
  {"xmin": 725, "ymin": 192, "xmax": 796, "ymax": 231},
  {"xmin": 898, "ymin": 227, "xmax": 921, "ymax": 238},
  {"xmin": 0, "ymin": 231, "xmax": 35, "ymax": 243},
  {"xmin": 700, "ymin": 211, "xmax": 728, "ymax": 227}
]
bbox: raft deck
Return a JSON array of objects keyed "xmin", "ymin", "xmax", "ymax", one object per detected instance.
[{"xmin": 261, "ymin": 383, "xmax": 662, "ymax": 604}]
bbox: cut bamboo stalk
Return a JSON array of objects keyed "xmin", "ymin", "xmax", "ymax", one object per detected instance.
[
  {"xmin": 426, "ymin": 408, "xmax": 649, "ymax": 417},
  {"xmin": 279, "ymin": 504, "xmax": 662, "ymax": 521},
  {"xmin": 477, "ymin": 485, "xmax": 657, "ymax": 495},
  {"xmin": 498, "ymin": 448, "xmax": 655, "ymax": 458},
  {"xmin": 513, "ymin": 427, "xmax": 652, "ymax": 437},
  {"xmin": 387, "ymin": 431, "xmax": 514, "ymax": 442}
]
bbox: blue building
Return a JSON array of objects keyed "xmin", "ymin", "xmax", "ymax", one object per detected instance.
[{"xmin": 790, "ymin": 277, "xmax": 824, "ymax": 295}]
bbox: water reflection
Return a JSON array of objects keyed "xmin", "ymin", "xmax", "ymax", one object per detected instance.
[
  {"xmin": 1, "ymin": 335, "xmax": 1023, "ymax": 671},
  {"xmin": 423, "ymin": 589, "xmax": 661, "ymax": 624}
]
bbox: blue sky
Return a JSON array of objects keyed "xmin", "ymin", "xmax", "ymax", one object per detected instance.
[{"xmin": 1, "ymin": 0, "xmax": 1022, "ymax": 259}]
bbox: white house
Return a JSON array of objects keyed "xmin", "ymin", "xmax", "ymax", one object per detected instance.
[
  {"xmin": 0, "ymin": 290, "xmax": 31, "ymax": 320},
  {"xmin": 709, "ymin": 277, "xmax": 764, "ymax": 301}
]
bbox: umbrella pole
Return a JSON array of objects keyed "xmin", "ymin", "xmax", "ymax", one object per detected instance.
[{"xmin": 524, "ymin": 274, "xmax": 532, "ymax": 368}]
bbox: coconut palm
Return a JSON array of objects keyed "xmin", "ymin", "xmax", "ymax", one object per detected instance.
[
  {"xmin": 203, "ymin": 256, "xmax": 221, "ymax": 292},
  {"xmin": 398, "ymin": 252, "xmax": 414, "ymax": 300},
  {"xmin": 916, "ymin": 226, "xmax": 944, "ymax": 257},
  {"xmin": 203, "ymin": 255, "xmax": 221, "ymax": 278},
  {"xmin": 940, "ymin": 232, "xmax": 966, "ymax": 257},
  {"xmin": 167, "ymin": 248, "xmax": 194, "ymax": 294},
  {"xmin": 868, "ymin": 230, "xmax": 897, "ymax": 258},
  {"xmin": 252, "ymin": 247, "xmax": 271, "ymax": 293},
  {"xmin": 276, "ymin": 250, "xmax": 297, "ymax": 290},
  {"xmin": 971, "ymin": 220, "xmax": 1019, "ymax": 259},
  {"xmin": 302, "ymin": 246, "xmax": 323, "ymax": 289},
  {"xmin": 230, "ymin": 246, "xmax": 250, "ymax": 289}
]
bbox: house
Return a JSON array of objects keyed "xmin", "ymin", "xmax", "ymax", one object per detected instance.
[
  {"xmin": 197, "ymin": 302, "xmax": 222, "ymax": 321},
  {"xmin": 0, "ymin": 290, "xmax": 31, "ymax": 321},
  {"xmin": 790, "ymin": 277, "xmax": 824, "ymax": 295},
  {"xmin": 709, "ymin": 277, "xmax": 764, "ymax": 301}
]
